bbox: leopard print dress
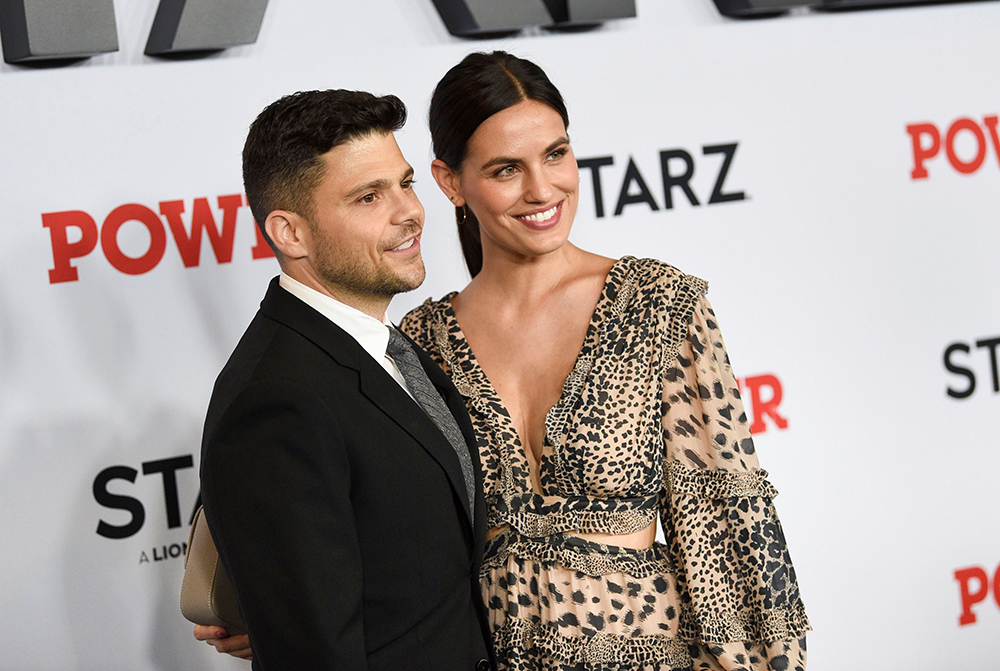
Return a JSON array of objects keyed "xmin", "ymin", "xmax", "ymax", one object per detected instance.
[{"xmin": 399, "ymin": 257, "xmax": 810, "ymax": 671}]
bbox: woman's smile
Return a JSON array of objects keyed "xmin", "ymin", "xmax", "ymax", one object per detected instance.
[{"xmin": 512, "ymin": 200, "xmax": 563, "ymax": 230}]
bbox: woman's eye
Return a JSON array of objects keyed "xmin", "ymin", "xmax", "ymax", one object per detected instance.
[{"xmin": 496, "ymin": 165, "xmax": 517, "ymax": 177}]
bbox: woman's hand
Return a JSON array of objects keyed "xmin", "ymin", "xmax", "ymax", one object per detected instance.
[{"xmin": 193, "ymin": 625, "xmax": 253, "ymax": 660}]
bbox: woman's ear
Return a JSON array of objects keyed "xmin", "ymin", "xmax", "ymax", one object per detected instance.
[
  {"xmin": 265, "ymin": 210, "xmax": 310, "ymax": 261},
  {"xmin": 431, "ymin": 159, "xmax": 464, "ymax": 207}
]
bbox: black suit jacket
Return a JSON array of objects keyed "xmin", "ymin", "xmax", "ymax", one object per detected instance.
[{"xmin": 200, "ymin": 278, "xmax": 493, "ymax": 671}]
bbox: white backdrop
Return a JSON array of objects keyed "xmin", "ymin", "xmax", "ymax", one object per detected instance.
[{"xmin": 1, "ymin": 1, "xmax": 998, "ymax": 669}]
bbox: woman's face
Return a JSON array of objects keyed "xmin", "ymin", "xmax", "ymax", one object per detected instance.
[{"xmin": 451, "ymin": 99, "xmax": 579, "ymax": 263}]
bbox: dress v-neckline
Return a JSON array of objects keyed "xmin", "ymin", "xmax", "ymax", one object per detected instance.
[{"xmin": 438, "ymin": 257, "xmax": 634, "ymax": 495}]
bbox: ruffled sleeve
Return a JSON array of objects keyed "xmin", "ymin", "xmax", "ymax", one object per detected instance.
[{"xmin": 659, "ymin": 288, "xmax": 810, "ymax": 671}]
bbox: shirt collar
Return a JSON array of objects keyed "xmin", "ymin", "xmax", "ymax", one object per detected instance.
[{"xmin": 278, "ymin": 272, "xmax": 392, "ymax": 363}]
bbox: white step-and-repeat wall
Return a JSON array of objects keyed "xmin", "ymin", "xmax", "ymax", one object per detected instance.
[{"xmin": 1, "ymin": 1, "xmax": 997, "ymax": 669}]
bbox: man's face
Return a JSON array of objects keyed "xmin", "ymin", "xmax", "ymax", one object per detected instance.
[{"xmin": 305, "ymin": 132, "xmax": 425, "ymax": 302}]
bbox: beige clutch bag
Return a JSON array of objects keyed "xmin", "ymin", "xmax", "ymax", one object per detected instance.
[{"xmin": 180, "ymin": 505, "xmax": 247, "ymax": 635}]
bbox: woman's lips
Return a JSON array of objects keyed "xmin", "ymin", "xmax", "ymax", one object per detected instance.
[{"xmin": 513, "ymin": 201, "xmax": 562, "ymax": 230}]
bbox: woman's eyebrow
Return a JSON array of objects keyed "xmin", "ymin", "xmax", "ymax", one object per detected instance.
[{"xmin": 479, "ymin": 137, "xmax": 569, "ymax": 172}]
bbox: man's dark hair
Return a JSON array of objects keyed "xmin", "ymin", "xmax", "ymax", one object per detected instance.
[{"xmin": 243, "ymin": 89, "xmax": 408, "ymax": 256}]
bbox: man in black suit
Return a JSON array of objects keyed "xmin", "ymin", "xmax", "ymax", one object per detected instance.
[{"xmin": 195, "ymin": 90, "xmax": 493, "ymax": 671}]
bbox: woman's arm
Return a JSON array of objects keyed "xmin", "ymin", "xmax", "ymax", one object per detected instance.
[
  {"xmin": 659, "ymin": 289, "xmax": 810, "ymax": 670},
  {"xmin": 192, "ymin": 625, "xmax": 252, "ymax": 660}
]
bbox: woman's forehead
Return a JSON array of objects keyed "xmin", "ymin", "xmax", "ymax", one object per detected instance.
[{"xmin": 467, "ymin": 100, "xmax": 568, "ymax": 159}]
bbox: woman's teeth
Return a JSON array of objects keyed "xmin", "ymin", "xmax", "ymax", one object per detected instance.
[{"xmin": 518, "ymin": 204, "xmax": 558, "ymax": 223}]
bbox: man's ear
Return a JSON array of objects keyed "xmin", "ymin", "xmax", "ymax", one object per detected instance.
[
  {"xmin": 265, "ymin": 210, "xmax": 310, "ymax": 260},
  {"xmin": 431, "ymin": 159, "xmax": 464, "ymax": 207}
]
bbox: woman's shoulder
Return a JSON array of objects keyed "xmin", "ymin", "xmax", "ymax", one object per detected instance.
[
  {"xmin": 397, "ymin": 292, "xmax": 457, "ymax": 350},
  {"xmin": 617, "ymin": 256, "xmax": 708, "ymax": 299}
]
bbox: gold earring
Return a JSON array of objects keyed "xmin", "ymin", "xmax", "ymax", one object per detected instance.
[{"xmin": 456, "ymin": 205, "xmax": 467, "ymax": 225}]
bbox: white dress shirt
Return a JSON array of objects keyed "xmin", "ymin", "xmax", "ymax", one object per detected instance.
[{"xmin": 278, "ymin": 273, "xmax": 413, "ymax": 397}]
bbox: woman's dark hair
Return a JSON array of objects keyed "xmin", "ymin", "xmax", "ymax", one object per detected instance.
[
  {"xmin": 429, "ymin": 51, "xmax": 569, "ymax": 277},
  {"xmin": 243, "ymin": 89, "xmax": 407, "ymax": 257}
]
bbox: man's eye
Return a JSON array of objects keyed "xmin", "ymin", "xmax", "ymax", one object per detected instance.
[
  {"xmin": 495, "ymin": 165, "xmax": 517, "ymax": 177},
  {"xmin": 360, "ymin": 193, "xmax": 376, "ymax": 204},
  {"xmin": 402, "ymin": 179, "xmax": 416, "ymax": 189},
  {"xmin": 549, "ymin": 148, "xmax": 566, "ymax": 160}
]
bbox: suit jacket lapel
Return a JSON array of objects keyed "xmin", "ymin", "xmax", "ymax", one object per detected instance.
[
  {"xmin": 417, "ymin": 339, "xmax": 487, "ymax": 565},
  {"xmin": 258, "ymin": 278, "xmax": 475, "ymax": 535},
  {"xmin": 355, "ymin": 360, "xmax": 474, "ymax": 531}
]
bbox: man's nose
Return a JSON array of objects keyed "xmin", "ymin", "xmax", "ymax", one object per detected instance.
[{"xmin": 391, "ymin": 187, "xmax": 424, "ymax": 227}]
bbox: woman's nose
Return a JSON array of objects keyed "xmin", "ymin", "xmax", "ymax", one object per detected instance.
[{"xmin": 523, "ymin": 169, "xmax": 553, "ymax": 203}]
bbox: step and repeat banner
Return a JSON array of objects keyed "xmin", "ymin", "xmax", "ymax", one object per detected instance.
[{"xmin": 1, "ymin": 1, "xmax": 997, "ymax": 669}]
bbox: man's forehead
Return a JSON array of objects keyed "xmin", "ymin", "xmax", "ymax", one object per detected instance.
[
  {"xmin": 326, "ymin": 131, "xmax": 403, "ymax": 166},
  {"xmin": 322, "ymin": 132, "xmax": 411, "ymax": 189}
]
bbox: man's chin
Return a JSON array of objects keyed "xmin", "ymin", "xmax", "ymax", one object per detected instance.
[
  {"xmin": 394, "ymin": 261, "xmax": 426, "ymax": 293},
  {"xmin": 316, "ymin": 258, "xmax": 425, "ymax": 299},
  {"xmin": 391, "ymin": 272, "xmax": 425, "ymax": 295},
  {"xmin": 372, "ymin": 265, "xmax": 425, "ymax": 296}
]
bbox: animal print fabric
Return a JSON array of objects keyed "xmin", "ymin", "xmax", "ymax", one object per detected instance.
[{"xmin": 399, "ymin": 257, "xmax": 810, "ymax": 671}]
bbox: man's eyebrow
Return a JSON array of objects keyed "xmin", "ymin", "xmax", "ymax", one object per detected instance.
[
  {"xmin": 478, "ymin": 137, "xmax": 570, "ymax": 172},
  {"xmin": 343, "ymin": 166, "xmax": 414, "ymax": 201}
]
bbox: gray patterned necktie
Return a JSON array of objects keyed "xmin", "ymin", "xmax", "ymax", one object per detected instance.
[{"xmin": 386, "ymin": 326, "xmax": 475, "ymax": 514}]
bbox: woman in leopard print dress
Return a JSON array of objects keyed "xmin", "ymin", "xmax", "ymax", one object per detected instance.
[{"xmin": 398, "ymin": 51, "xmax": 810, "ymax": 671}]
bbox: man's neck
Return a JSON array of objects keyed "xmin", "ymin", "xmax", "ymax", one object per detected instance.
[{"xmin": 281, "ymin": 266, "xmax": 390, "ymax": 321}]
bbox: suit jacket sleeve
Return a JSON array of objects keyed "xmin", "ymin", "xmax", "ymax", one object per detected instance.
[{"xmin": 201, "ymin": 377, "xmax": 367, "ymax": 671}]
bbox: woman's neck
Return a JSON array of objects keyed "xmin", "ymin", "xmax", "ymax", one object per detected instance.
[{"xmin": 469, "ymin": 242, "xmax": 586, "ymax": 308}]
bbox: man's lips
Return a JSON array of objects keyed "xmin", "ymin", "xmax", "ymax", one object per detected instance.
[{"xmin": 386, "ymin": 235, "xmax": 420, "ymax": 252}]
